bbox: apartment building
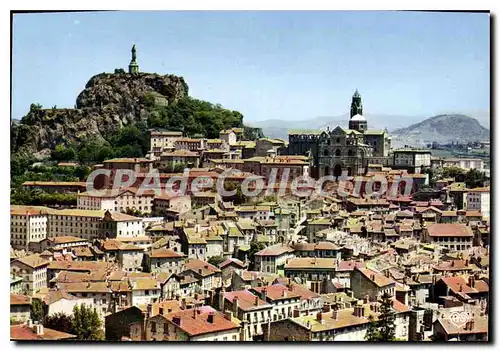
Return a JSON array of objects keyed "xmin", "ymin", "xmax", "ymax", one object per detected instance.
[
  {"xmin": 11, "ymin": 206, "xmax": 48, "ymax": 250},
  {"xmin": 466, "ymin": 187, "xmax": 490, "ymax": 219},
  {"xmin": 10, "ymin": 254, "xmax": 49, "ymax": 296}
]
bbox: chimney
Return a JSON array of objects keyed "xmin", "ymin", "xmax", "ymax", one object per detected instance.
[
  {"xmin": 147, "ymin": 304, "xmax": 152, "ymax": 317},
  {"xmin": 224, "ymin": 310, "xmax": 233, "ymax": 321},
  {"xmin": 322, "ymin": 303, "xmax": 331, "ymax": 313},
  {"xmin": 181, "ymin": 298, "xmax": 186, "ymax": 310},
  {"xmin": 34, "ymin": 324, "xmax": 44, "ymax": 336},
  {"xmin": 316, "ymin": 312, "xmax": 323, "ymax": 324},
  {"xmin": 469, "ymin": 318, "xmax": 475, "ymax": 330},
  {"xmin": 282, "ymin": 289, "xmax": 287, "ymax": 298},
  {"xmin": 363, "ymin": 295, "xmax": 370, "ymax": 304},
  {"xmin": 172, "ymin": 316, "xmax": 181, "ymax": 326},
  {"xmin": 207, "ymin": 312, "xmax": 215, "ymax": 324},
  {"xmin": 469, "ymin": 275, "xmax": 475, "ymax": 288},
  {"xmin": 28, "ymin": 320, "xmax": 33, "ymax": 328},
  {"xmin": 254, "ymin": 295, "xmax": 259, "ymax": 306},
  {"xmin": 233, "ymin": 296, "xmax": 239, "ymax": 314},
  {"xmin": 370, "ymin": 274, "xmax": 376, "ymax": 281},
  {"xmin": 332, "ymin": 310, "xmax": 339, "ymax": 321}
]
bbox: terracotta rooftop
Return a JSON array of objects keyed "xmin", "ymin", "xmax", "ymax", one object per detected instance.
[
  {"xmin": 255, "ymin": 244, "xmax": 295, "ymax": 257},
  {"xmin": 219, "ymin": 258, "xmax": 246, "ymax": 269},
  {"xmin": 43, "ymin": 290, "xmax": 79, "ymax": 305},
  {"xmin": 165, "ymin": 307, "xmax": 239, "ymax": 336},
  {"xmin": 223, "ymin": 290, "xmax": 271, "ymax": 311},
  {"xmin": 11, "ymin": 324, "xmax": 76, "ymax": 340},
  {"xmin": 150, "ymin": 247, "xmax": 184, "ymax": 259},
  {"xmin": 285, "ymin": 257, "xmax": 336, "ymax": 270},
  {"xmin": 427, "ymin": 223, "xmax": 473, "ymax": 237},
  {"xmin": 356, "ymin": 267, "xmax": 395, "ymax": 287},
  {"xmin": 10, "ymin": 294, "xmax": 31, "ymax": 305},
  {"xmin": 252, "ymin": 284, "xmax": 302, "ymax": 301},
  {"xmin": 13, "ymin": 254, "xmax": 49, "ymax": 269},
  {"xmin": 337, "ymin": 260, "xmax": 366, "ymax": 272},
  {"xmin": 57, "ymin": 282, "xmax": 111, "ymax": 294},
  {"xmin": 184, "ymin": 259, "xmax": 220, "ymax": 277}
]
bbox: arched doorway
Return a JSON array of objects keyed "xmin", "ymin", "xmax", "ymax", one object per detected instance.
[
  {"xmin": 333, "ymin": 164, "xmax": 342, "ymax": 178},
  {"xmin": 324, "ymin": 166, "xmax": 330, "ymax": 176}
]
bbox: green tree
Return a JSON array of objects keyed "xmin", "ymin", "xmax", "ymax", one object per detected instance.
[
  {"xmin": 365, "ymin": 315, "xmax": 381, "ymax": 341},
  {"xmin": 248, "ymin": 242, "xmax": 266, "ymax": 270},
  {"xmin": 51, "ymin": 144, "xmax": 76, "ymax": 161},
  {"xmin": 364, "ymin": 293, "xmax": 396, "ymax": 341},
  {"xmin": 464, "ymin": 169, "xmax": 487, "ymax": 189},
  {"xmin": 72, "ymin": 304, "xmax": 104, "ymax": 340},
  {"xmin": 378, "ymin": 292, "xmax": 396, "ymax": 341},
  {"xmin": 30, "ymin": 299, "xmax": 44, "ymax": 323},
  {"xmin": 44, "ymin": 312, "xmax": 73, "ymax": 333},
  {"xmin": 440, "ymin": 166, "xmax": 464, "ymax": 179},
  {"xmin": 207, "ymin": 255, "xmax": 226, "ymax": 267}
]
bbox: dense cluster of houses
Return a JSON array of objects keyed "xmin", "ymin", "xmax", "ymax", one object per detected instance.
[{"xmin": 10, "ymin": 129, "xmax": 490, "ymax": 342}]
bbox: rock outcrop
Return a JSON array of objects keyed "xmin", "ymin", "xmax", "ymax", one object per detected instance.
[{"xmin": 11, "ymin": 72, "xmax": 189, "ymax": 157}]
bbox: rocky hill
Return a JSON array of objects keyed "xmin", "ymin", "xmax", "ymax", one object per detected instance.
[
  {"xmin": 11, "ymin": 72, "xmax": 189, "ymax": 157},
  {"xmin": 391, "ymin": 114, "xmax": 490, "ymax": 146}
]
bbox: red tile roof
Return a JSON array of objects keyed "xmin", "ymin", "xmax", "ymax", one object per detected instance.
[
  {"xmin": 220, "ymin": 258, "xmax": 246, "ymax": 269},
  {"xmin": 255, "ymin": 244, "xmax": 294, "ymax": 257},
  {"xmin": 10, "ymin": 294, "xmax": 31, "ymax": 305},
  {"xmin": 150, "ymin": 247, "xmax": 184, "ymax": 259},
  {"xmin": 337, "ymin": 260, "xmax": 365, "ymax": 272},
  {"xmin": 165, "ymin": 307, "xmax": 239, "ymax": 337},
  {"xmin": 10, "ymin": 324, "xmax": 75, "ymax": 340},
  {"xmin": 427, "ymin": 223, "xmax": 473, "ymax": 237},
  {"xmin": 252, "ymin": 284, "xmax": 301, "ymax": 301},
  {"xmin": 223, "ymin": 290, "xmax": 271, "ymax": 311},
  {"xmin": 356, "ymin": 267, "xmax": 395, "ymax": 287}
]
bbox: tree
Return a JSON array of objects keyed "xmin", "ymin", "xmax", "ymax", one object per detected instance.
[
  {"xmin": 465, "ymin": 169, "xmax": 487, "ymax": 189},
  {"xmin": 364, "ymin": 293, "xmax": 396, "ymax": 341},
  {"xmin": 71, "ymin": 304, "xmax": 104, "ymax": 340},
  {"xmin": 207, "ymin": 255, "xmax": 226, "ymax": 267},
  {"xmin": 248, "ymin": 242, "xmax": 266, "ymax": 270},
  {"xmin": 440, "ymin": 166, "xmax": 464, "ymax": 179},
  {"xmin": 378, "ymin": 292, "xmax": 396, "ymax": 341},
  {"xmin": 51, "ymin": 144, "xmax": 76, "ymax": 161},
  {"xmin": 30, "ymin": 299, "xmax": 44, "ymax": 323},
  {"xmin": 365, "ymin": 315, "xmax": 381, "ymax": 341},
  {"xmin": 44, "ymin": 312, "xmax": 73, "ymax": 333}
]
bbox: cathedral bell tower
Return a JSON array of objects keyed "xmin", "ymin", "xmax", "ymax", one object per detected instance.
[{"xmin": 349, "ymin": 89, "xmax": 367, "ymax": 132}]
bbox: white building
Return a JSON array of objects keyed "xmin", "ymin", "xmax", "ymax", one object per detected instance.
[
  {"xmin": 11, "ymin": 206, "xmax": 48, "ymax": 250},
  {"xmin": 466, "ymin": 187, "xmax": 490, "ymax": 219},
  {"xmin": 10, "ymin": 254, "xmax": 49, "ymax": 296},
  {"xmin": 392, "ymin": 149, "xmax": 432, "ymax": 173},
  {"xmin": 149, "ymin": 129, "xmax": 183, "ymax": 159},
  {"xmin": 130, "ymin": 278, "xmax": 162, "ymax": 306},
  {"xmin": 77, "ymin": 188, "xmax": 155, "ymax": 214}
]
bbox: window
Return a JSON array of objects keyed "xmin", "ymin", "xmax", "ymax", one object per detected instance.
[
  {"xmin": 335, "ymin": 149, "xmax": 341, "ymax": 156},
  {"xmin": 151, "ymin": 322, "xmax": 156, "ymax": 333},
  {"xmin": 145, "ymin": 290, "xmax": 150, "ymax": 295}
]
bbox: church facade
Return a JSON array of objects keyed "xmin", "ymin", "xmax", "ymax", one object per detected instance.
[{"xmin": 288, "ymin": 90, "xmax": 392, "ymax": 178}]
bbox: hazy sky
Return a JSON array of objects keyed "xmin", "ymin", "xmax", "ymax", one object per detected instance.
[{"xmin": 12, "ymin": 11, "xmax": 490, "ymax": 123}]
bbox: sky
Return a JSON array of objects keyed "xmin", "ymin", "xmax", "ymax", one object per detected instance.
[{"xmin": 12, "ymin": 11, "xmax": 490, "ymax": 123}]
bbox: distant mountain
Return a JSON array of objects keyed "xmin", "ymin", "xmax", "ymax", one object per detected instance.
[
  {"xmin": 391, "ymin": 114, "xmax": 490, "ymax": 146},
  {"xmin": 250, "ymin": 113, "xmax": 423, "ymax": 139}
]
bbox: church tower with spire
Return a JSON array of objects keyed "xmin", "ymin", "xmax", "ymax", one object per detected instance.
[
  {"xmin": 349, "ymin": 89, "xmax": 367, "ymax": 132},
  {"xmin": 129, "ymin": 45, "xmax": 139, "ymax": 74}
]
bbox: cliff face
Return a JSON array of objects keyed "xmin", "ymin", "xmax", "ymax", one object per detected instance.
[{"xmin": 11, "ymin": 72, "xmax": 189, "ymax": 157}]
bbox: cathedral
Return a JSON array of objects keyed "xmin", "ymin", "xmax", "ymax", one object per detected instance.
[{"xmin": 288, "ymin": 90, "xmax": 392, "ymax": 178}]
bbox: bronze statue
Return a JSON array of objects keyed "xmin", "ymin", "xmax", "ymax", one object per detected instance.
[{"xmin": 131, "ymin": 45, "xmax": 137, "ymax": 62}]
